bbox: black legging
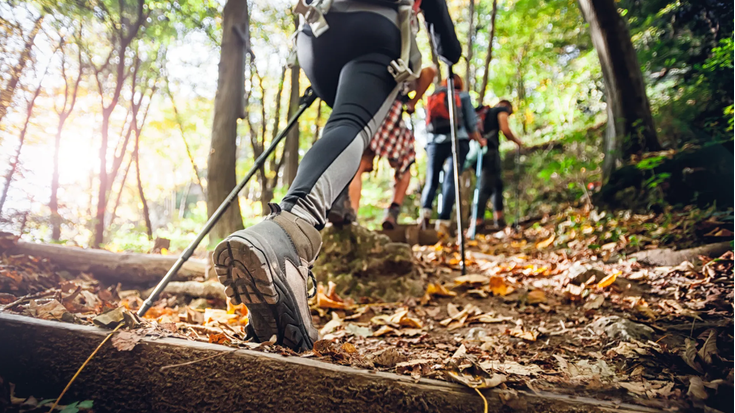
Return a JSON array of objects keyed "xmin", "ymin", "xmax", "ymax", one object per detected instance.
[
  {"xmin": 476, "ymin": 147, "xmax": 504, "ymax": 220},
  {"xmin": 279, "ymin": 11, "xmax": 402, "ymax": 229}
]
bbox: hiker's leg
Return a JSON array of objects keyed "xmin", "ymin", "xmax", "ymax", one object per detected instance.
[
  {"xmin": 476, "ymin": 149, "xmax": 496, "ymax": 225},
  {"xmin": 438, "ymin": 140, "xmax": 470, "ymax": 220},
  {"xmin": 392, "ymin": 166, "xmax": 412, "ymax": 206},
  {"xmin": 348, "ymin": 153, "xmax": 374, "ymax": 211},
  {"xmin": 420, "ymin": 143, "xmax": 449, "ymax": 215},
  {"xmin": 281, "ymin": 53, "xmax": 400, "ymax": 228}
]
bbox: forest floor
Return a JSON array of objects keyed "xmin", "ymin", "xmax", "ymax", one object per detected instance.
[{"xmin": 0, "ymin": 205, "xmax": 733, "ymax": 412}]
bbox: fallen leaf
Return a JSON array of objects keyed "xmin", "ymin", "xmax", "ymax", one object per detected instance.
[
  {"xmin": 687, "ymin": 376, "xmax": 708, "ymax": 400},
  {"xmin": 370, "ymin": 348, "xmax": 407, "ymax": 367},
  {"xmin": 564, "ymin": 284, "xmax": 585, "ymax": 302},
  {"xmin": 597, "ymin": 272, "xmax": 618, "ymax": 289},
  {"xmin": 208, "ymin": 333, "xmax": 230, "ymax": 344},
  {"xmin": 93, "ymin": 307, "xmax": 126, "ymax": 328},
  {"xmin": 341, "ymin": 342, "xmax": 357, "ymax": 354},
  {"xmin": 112, "ymin": 331, "xmax": 142, "ymax": 351},
  {"xmin": 317, "ymin": 282, "xmax": 350, "ymax": 309},
  {"xmin": 683, "ymin": 338, "xmax": 704, "ymax": 373},
  {"xmin": 527, "ymin": 289, "xmax": 547, "ymax": 304},
  {"xmin": 473, "ymin": 314, "xmax": 514, "ymax": 324},
  {"xmin": 489, "ymin": 276, "xmax": 513, "ymax": 296},
  {"xmin": 480, "ymin": 361, "xmax": 543, "ymax": 376},
  {"xmin": 373, "ymin": 325, "xmax": 397, "ymax": 337},
  {"xmin": 447, "ymin": 303, "xmax": 460, "ymax": 318},
  {"xmin": 33, "ymin": 299, "xmax": 70, "ymax": 321},
  {"xmin": 203, "ymin": 308, "xmax": 237, "ymax": 326},
  {"xmin": 697, "ymin": 330, "xmax": 717, "ymax": 366},
  {"xmin": 344, "ymin": 323, "xmax": 373, "ymax": 338},
  {"xmin": 454, "ymin": 274, "xmax": 489, "ymax": 286},
  {"xmin": 508, "ymin": 326, "xmax": 538, "ymax": 341},
  {"xmin": 319, "ymin": 312, "xmax": 343, "ymax": 336},
  {"xmin": 446, "ymin": 371, "xmax": 507, "ymax": 389},
  {"xmin": 535, "ymin": 233, "xmax": 555, "ymax": 250},
  {"xmin": 583, "ymin": 295, "xmax": 604, "ymax": 310}
]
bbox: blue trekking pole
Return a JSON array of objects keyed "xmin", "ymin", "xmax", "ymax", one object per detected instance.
[{"xmin": 468, "ymin": 144, "xmax": 483, "ymax": 240}]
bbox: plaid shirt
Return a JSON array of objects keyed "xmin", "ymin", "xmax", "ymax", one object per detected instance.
[{"xmin": 369, "ymin": 99, "xmax": 416, "ymax": 178}]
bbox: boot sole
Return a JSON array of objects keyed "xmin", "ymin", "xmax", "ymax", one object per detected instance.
[{"xmin": 213, "ymin": 234, "xmax": 315, "ymax": 351}]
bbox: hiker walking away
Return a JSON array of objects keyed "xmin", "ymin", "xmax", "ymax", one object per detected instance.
[
  {"xmin": 474, "ymin": 99, "xmax": 522, "ymax": 231},
  {"xmin": 329, "ymin": 66, "xmax": 437, "ymax": 230},
  {"xmin": 213, "ymin": 0, "xmax": 461, "ymax": 351},
  {"xmin": 419, "ymin": 74, "xmax": 482, "ymax": 234}
]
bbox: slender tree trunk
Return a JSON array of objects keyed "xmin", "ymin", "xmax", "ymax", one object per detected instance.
[
  {"xmin": 465, "ymin": 0, "xmax": 476, "ymax": 92},
  {"xmin": 0, "ymin": 77, "xmax": 44, "ymax": 216},
  {"xmin": 178, "ymin": 181, "xmax": 192, "ymax": 218},
  {"xmin": 283, "ymin": 66, "xmax": 300, "ymax": 186},
  {"xmin": 109, "ymin": 153, "xmax": 133, "ymax": 227},
  {"xmin": 0, "ymin": 16, "xmax": 43, "ymax": 127},
  {"xmin": 206, "ymin": 0, "xmax": 249, "ymax": 244},
  {"xmin": 93, "ymin": 112, "xmax": 111, "ymax": 246},
  {"xmin": 49, "ymin": 120, "xmax": 65, "ymax": 240},
  {"xmin": 477, "ymin": 0, "xmax": 498, "ymax": 101},
  {"xmin": 166, "ymin": 77, "xmax": 204, "ymax": 192},
  {"xmin": 578, "ymin": 0, "xmax": 660, "ymax": 180},
  {"xmin": 134, "ymin": 134, "xmax": 153, "ymax": 240}
]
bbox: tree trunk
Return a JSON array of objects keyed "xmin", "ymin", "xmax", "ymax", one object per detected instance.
[
  {"xmin": 134, "ymin": 137, "xmax": 153, "ymax": 240},
  {"xmin": 49, "ymin": 121, "xmax": 65, "ymax": 240},
  {"xmin": 283, "ymin": 65, "xmax": 301, "ymax": 186},
  {"xmin": 0, "ymin": 16, "xmax": 43, "ymax": 127},
  {"xmin": 465, "ymin": 0, "xmax": 476, "ymax": 92},
  {"xmin": 577, "ymin": 0, "xmax": 660, "ymax": 180},
  {"xmin": 206, "ymin": 0, "xmax": 249, "ymax": 244},
  {"xmin": 109, "ymin": 153, "xmax": 133, "ymax": 228},
  {"xmin": 0, "ymin": 77, "xmax": 45, "ymax": 216},
  {"xmin": 477, "ymin": 0, "xmax": 498, "ymax": 101}
]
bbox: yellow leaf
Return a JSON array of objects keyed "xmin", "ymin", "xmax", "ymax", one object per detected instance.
[
  {"xmin": 527, "ymin": 289, "xmax": 547, "ymax": 304},
  {"xmin": 160, "ymin": 248, "xmax": 169, "ymax": 255},
  {"xmin": 341, "ymin": 342, "xmax": 357, "ymax": 354},
  {"xmin": 508, "ymin": 326, "xmax": 538, "ymax": 341},
  {"xmin": 536, "ymin": 233, "xmax": 555, "ymax": 250},
  {"xmin": 597, "ymin": 272, "xmax": 618, "ymax": 289},
  {"xmin": 373, "ymin": 325, "xmax": 396, "ymax": 337}
]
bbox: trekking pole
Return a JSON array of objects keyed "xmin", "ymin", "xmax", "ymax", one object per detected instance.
[
  {"xmin": 512, "ymin": 145, "xmax": 522, "ymax": 232},
  {"xmin": 468, "ymin": 143, "xmax": 483, "ymax": 240},
  {"xmin": 138, "ymin": 87, "xmax": 318, "ymax": 318},
  {"xmin": 445, "ymin": 65, "xmax": 466, "ymax": 275}
]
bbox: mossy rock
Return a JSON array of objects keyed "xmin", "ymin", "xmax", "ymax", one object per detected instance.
[{"xmin": 313, "ymin": 224, "xmax": 422, "ymax": 302}]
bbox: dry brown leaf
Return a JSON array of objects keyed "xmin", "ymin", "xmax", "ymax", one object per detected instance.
[
  {"xmin": 564, "ymin": 284, "xmax": 585, "ymax": 302},
  {"xmin": 687, "ymin": 376, "xmax": 708, "ymax": 400},
  {"xmin": 535, "ymin": 233, "xmax": 555, "ymax": 250},
  {"xmin": 583, "ymin": 295, "xmax": 604, "ymax": 310},
  {"xmin": 112, "ymin": 330, "xmax": 142, "ymax": 351},
  {"xmin": 596, "ymin": 272, "xmax": 618, "ymax": 289},
  {"xmin": 683, "ymin": 338, "xmax": 704, "ymax": 373},
  {"xmin": 208, "ymin": 332, "xmax": 230, "ymax": 344},
  {"xmin": 697, "ymin": 330, "xmax": 717, "ymax": 366},
  {"xmin": 320, "ymin": 312, "xmax": 343, "ymax": 336},
  {"xmin": 527, "ymin": 289, "xmax": 547, "ymax": 304},
  {"xmin": 446, "ymin": 371, "xmax": 507, "ymax": 389}
]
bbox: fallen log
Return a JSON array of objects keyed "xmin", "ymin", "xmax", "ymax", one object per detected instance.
[
  {"xmin": 143, "ymin": 280, "xmax": 227, "ymax": 300},
  {"xmin": 0, "ymin": 313, "xmax": 676, "ymax": 413},
  {"xmin": 4, "ymin": 240, "xmax": 207, "ymax": 285},
  {"xmin": 630, "ymin": 241, "xmax": 732, "ymax": 266}
]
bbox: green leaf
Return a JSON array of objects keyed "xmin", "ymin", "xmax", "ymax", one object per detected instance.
[
  {"xmin": 78, "ymin": 400, "xmax": 94, "ymax": 409},
  {"xmin": 60, "ymin": 401, "xmax": 80, "ymax": 413}
]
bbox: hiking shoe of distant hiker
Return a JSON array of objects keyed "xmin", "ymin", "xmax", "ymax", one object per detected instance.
[
  {"xmin": 327, "ymin": 190, "xmax": 356, "ymax": 226},
  {"xmin": 381, "ymin": 203, "xmax": 401, "ymax": 230},
  {"xmin": 418, "ymin": 208, "xmax": 432, "ymax": 230},
  {"xmin": 435, "ymin": 219, "xmax": 452, "ymax": 238},
  {"xmin": 495, "ymin": 217, "xmax": 507, "ymax": 229},
  {"xmin": 213, "ymin": 204, "xmax": 321, "ymax": 351}
]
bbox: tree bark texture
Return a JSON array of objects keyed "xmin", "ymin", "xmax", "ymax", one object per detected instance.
[
  {"xmin": 477, "ymin": 0, "xmax": 498, "ymax": 101},
  {"xmin": 0, "ymin": 16, "xmax": 43, "ymax": 127},
  {"xmin": 206, "ymin": 0, "xmax": 249, "ymax": 244},
  {"xmin": 0, "ymin": 313, "xmax": 670, "ymax": 413},
  {"xmin": 465, "ymin": 0, "xmax": 476, "ymax": 92},
  {"xmin": 577, "ymin": 0, "xmax": 660, "ymax": 180}
]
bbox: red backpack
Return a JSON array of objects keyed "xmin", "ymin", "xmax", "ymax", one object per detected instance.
[
  {"xmin": 475, "ymin": 104, "xmax": 490, "ymax": 134},
  {"xmin": 425, "ymin": 87, "xmax": 463, "ymax": 134}
]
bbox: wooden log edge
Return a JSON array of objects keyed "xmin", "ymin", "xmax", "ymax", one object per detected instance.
[{"xmin": 0, "ymin": 313, "xmax": 675, "ymax": 413}]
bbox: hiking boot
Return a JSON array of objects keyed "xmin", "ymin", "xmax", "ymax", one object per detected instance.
[
  {"xmin": 418, "ymin": 208, "xmax": 432, "ymax": 230},
  {"xmin": 381, "ymin": 203, "xmax": 401, "ymax": 230},
  {"xmin": 495, "ymin": 217, "xmax": 507, "ymax": 229},
  {"xmin": 327, "ymin": 190, "xmax": 356, "ymax": 226},
  {"xmin": 213, "ymin": 204, "xmax": 321, "ymax": 351}
]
